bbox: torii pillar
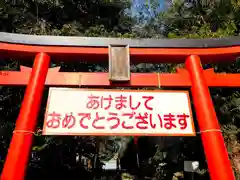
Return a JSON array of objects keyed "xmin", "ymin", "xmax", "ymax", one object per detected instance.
[
  {"xmin": 186, "ymin": 55, "xmax": 235, "ymax": 180},
  {"xmin": 1, "ymin": 53, "xmax": 50, "ymax": 180}
]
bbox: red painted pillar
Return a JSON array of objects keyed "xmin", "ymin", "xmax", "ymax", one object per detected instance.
[
  {"xmin": 1, "ymin": 53, "xmax": 50, "ymax": 180},
  {"xmin": 185, "ymin": 55, "xmax": 235, "ymax": 180}
]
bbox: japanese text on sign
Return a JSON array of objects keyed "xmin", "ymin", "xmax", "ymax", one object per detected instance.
[{"xmin": 43, "ymin": 88, "xmax": 195, "ymax": 136}]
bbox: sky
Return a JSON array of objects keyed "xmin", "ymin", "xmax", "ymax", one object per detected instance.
[{"xmin": 131, "ymin": 0, "xmax": 171, "ymax": 17}]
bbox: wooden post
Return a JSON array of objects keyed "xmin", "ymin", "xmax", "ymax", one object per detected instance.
[{"xmin": 108, "ymin": 45, "xmax": 130, "ymax": 82}]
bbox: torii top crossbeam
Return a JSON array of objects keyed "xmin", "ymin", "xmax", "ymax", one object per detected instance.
[
  {"xmin": 0, "ymin": 32, "xmax": 238, "ymax": 180},
  {"xmin": 0, "ymin": 32, "xmax": 240, "ymax": 87},
  {"xmin": 1, "ymin": 32, "xmax": 240, "ymax": 63}
]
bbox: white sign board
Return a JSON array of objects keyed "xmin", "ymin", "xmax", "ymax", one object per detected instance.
[{"xmin": 43, "ymin": 88, "xmax": 195, "ymax": 136}]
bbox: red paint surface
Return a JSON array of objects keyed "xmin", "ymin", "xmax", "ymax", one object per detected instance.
[
  {"xmin": 0, "ymin": 42, "xmax": 240, "ymax": 63},
  {"xmin": 185, "ymin": 55, "xmax": 235, "ymax": 180},
  {"xmin": 1, "ymin": 53, "xmax": 50, "ymax": 180},
  {"xmin": 0, "ymin": 67, "xmax": 239, "ymax": 87}
]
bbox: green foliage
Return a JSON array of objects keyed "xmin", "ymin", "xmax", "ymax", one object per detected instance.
[{"xmin": 167, "ymin": 21, "xmax": 237, "ymax": 38}]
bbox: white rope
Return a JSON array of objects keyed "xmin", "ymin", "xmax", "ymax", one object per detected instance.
[
  {"xmin": 157, "ymin": 73, "xmax": 161, "ymax": 88},
  {"xmin": 196, "ymin": 129, "xmax": 222, "ymax": 134}
]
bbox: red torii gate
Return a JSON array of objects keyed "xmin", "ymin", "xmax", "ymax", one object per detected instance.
[{"xmin": 0, "ymin": 32, "xmax": 239, "ymax": 180}]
